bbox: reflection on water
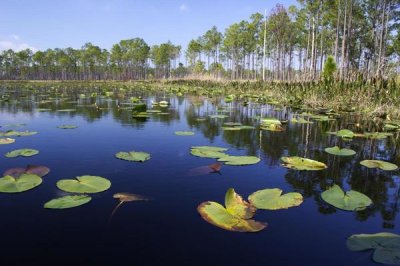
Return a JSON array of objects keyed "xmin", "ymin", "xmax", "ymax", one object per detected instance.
[{"xmin": 0, "ymin": 84, "xmax": 399, "ymax": 265}]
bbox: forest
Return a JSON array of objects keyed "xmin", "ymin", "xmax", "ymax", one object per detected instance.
[{"xmin": 0, "ymin": 0, "xmax": 399, "ymax": 81}]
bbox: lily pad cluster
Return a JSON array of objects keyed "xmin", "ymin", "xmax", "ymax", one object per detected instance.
[
  {"xmin": 198, "ymin": 188, "xmax": 303, "ymax": 232},
  {"xmin": 190, "ymin": 146, "xmax": 260, "ymax": 166}
]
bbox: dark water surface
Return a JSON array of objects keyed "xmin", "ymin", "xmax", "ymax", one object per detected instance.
[{"xmin": 0, "ymin": 87, "xmax": 399, "ymax": 266}]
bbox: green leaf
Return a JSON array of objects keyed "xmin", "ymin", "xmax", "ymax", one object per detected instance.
[
  {"xmin": 115, "ymin": 151, "xmax": 151, "ymax": 162},
  {"xmin": 218, "ymin": 155, "xmax": 260, "ymax": 166},
  {"xmin": 56, "ymin": 175, "xmax": 111, "ymax": 193},
  {"xmin": 347, "ymin": 232, "xmax": 400, "ymax": 265},
  {"xmin": 5, "ymin": 148, "xmax": 39, "ymax": 158},
  {"xmin": 336, "ymin": 129, "xmax": 355, "ymax": 138},
  {"xmin": 324, "ymin": 146, "xmax": 356, "ymax": 156},
  {"xmin": 248, "ymin": 188, "xmax": 303, "ymax": 210},
  {"xmin": 360, "ymin": 160, "xmax": 398, "ymax": 171},
  {"xmin": 57, "ymin": 125, "xmax": 78, "ymax": 129},
  {"xmin": 0, "ymin": 138, "xmax": 15, "ymax": 144},
  {"xmin": 174, "ymin": 131, "xmax": 195, "ymax": 136},
  {"xmin": 281, "ymin": 156, "xmax": 327, "ymax": 170},
  {"xmin": 0, "ymin": 174, "xmax": 42, "ymax": 193},
  {"xmin": 44, "ymin": 195, "xmax": 92, "ymax": 209},
  {"xmin": 225, "ymin": 188, "xmax": 256, "ymax": 219},
  {"xmin": 197, "ymin": 201, "xmax": 266, "ymax": 232},
  {"xmin": 260, "ymin": 124, "xmax": 284, "ymax": 132},
  {"xmin": 321, "ymin": 184, "xmax": 372, "ymax": 211},
  {"xmin": 0, "ymin": 130, "xmax": 37, "ymax": 137},
  {"xmin": 190, "ymin": 146, "xmax": 228, "ymax": 159},
  {"xmin": 261, "ymin": 118, "xmax": 281, "ymax": 125}
]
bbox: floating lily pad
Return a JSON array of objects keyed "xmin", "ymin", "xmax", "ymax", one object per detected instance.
[
  {"xmin": 0, "ymin": 138, "xmax": 15, "ymax": 144},
  {"xmin": 324, "ymin": 146, "xmax": 356, "ymax": 156},
  {"xmin": 360, "ymin": 160, "xmax": 398, "ymax": 171},
  {"xmin": 225, "ymin": 188, "xmax": 256, "ymax": 219},
  {"xmin": 0, "ymin": 173, "xmax": 42, "ymax": 193},
  {"xmin": 5, "ymin": 149, "xmax": 39, "ymax": 158},
  {"xmin": 336, "ymin": 129, "xmax": 355, "ymax": 139},
  {"xmin": 248, "ymin": 188, "xmax": 303, "ymax": 210},
  {"xmin": 56, "ymin": 109, "xmax": 76, "ymax": 112},
  {"xmin": 321, "ymin": 184, "xmax": 372, "ymax": 211},
  {"xmin": 291, "ymin": 117, "xmax": 313, "ymax": 124},
  {"xmin": 260, "ymin": 124, "xmax": 284, "ymax": 132},
  {"xmin": 4, "ymin": 165, "xmax": 50, "ymax": 178},
  {"xmin": 222, "ymin": 127, "xmax": 241, "ymax": 131},
  {"xmin": 56, "ymin": 175, "xmax": 111, "ymax": 193},
  {"xmin": 0, "ymin": 130, "xmax": 37, "ymax": 137},
  {"xmin": 44, "ymin": 195, "xmax": 92, "ymax": 209},
  {"xmin": 347, "ymin": 232, "xmax": 400, "ymax": 265},
  {"xmin": 115, "ymin": 151, "xmax": 151, "ymax": 162},
  {"xmin": 174, "ymin": 131, "xmax": 195, "ymax": 136},
  {"xmin": 57, "ymin": 125, "xmax": 78, "ymax": 129},
  {"xmin": 281, "ymin": 156, "xmax": 327, "ymax": 170},
  {"xmin": 362, "ymin": 132, "xmax": 393, "ymax": 139},
  {"xmin": 209, "ymin": 114, "xmax": 228, "ymax": 119},
  {"xmin": 261, "ymin": 118, "xmax": 281, "ymax": 125},
  {"xmin": 190, "ymin": 146, "xmax": 228, "ymax": 159},
  {"xmin": 218, "ymin": 155, "xmax": 260, "ymax": 166},
  {"xmin": 197, "ymin": 201, "xmax": 266, "ymax": 232}
]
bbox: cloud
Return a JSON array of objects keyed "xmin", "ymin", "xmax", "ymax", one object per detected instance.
[
  {"xmin": 0, "ymin": 35, "xmax": 37, "ymax": 52},
  {"xmin": 179, "ymin": 4, "xmax": 188, "ymax": 12}
]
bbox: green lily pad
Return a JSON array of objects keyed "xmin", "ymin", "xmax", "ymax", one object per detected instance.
[
  {"xmin": 248, "ymin": 188, "xmax": 303, "ymax": 210},
  {"xmin": 209, "ymin": 114, "xmax": 228, "ymax": 119},
  {"xmin": 321, "ymin": 184, "xmax": 372, "ymax": 211},
  {"xmin": 281, "ymin": 156, "xmax": 327, "ymax": 170},
  {"xmin": 218, "ymin": 155, "xmax": 260, "ymax": 166},
  {"xmin": 362, "ymin": 132, "xmax": 393, "ymax": 139},
  {"xmin": 190, "ymin": 146, "xmax": 228, "ymax": 159},
  {"xmin": 197, "ymin": 201, "xmax": 266, "ymax": 232},
  {"xmin": 0, "ymin": 174, "xmax": 42, "ymax": 193},
  {"xmin": 224, "ymin": 122, "xmax": 242, "ymax": 126},
  {"xmin": 260, "ymin": 124, "xmax": 284, "ymax": 132},
  {"xmin": 5, "ymin": 149, "xmax": 39, "ymax": 158},
  {"xmin": 360, "ymin": 160, "xmax": 398, "ymax": 171},
  {"xmin": 261, "ymin": 118, "xmax": 281, "ymax": 125},
  {"xmin": 347, "ymin": 232, "xmax": 400, "ymax": 265},
  {"xmin": 222, "ymin": 127, "xmax": 242, "ymax": 131},
  {"xmin": 56, "ymin": 175, "xmax": 111, "ymax": 193},
  {"xmin": 174, "ymin": 131, "xmax": 195, "ymax": 136},
  {"xmin": 44, "ymin": 195, "xmax": 92, "ymax": 209},
  {"xmin": 225, "ymin": 188, "xmax": 256, "ymax": 219},
  {"xmin": 0, "ymin": 138, "xmax": 15, "ymax": 144},
  {"xmin": 291, "ymin": 117, "xmax": 313, "ymax": 124},
  {"xmin": 324, "ymin": 146, "xmax": 356, "ymax": 156},
  {"xmin": 57, "ymin": 125, "xmax": 78, "ymax": 129},
  {"xmin": 115, "ymin": 151, "xmax": 151, "ymax": 162},
  {"xmin": 0, "ymin": 130, "xmax": 37, "ymax": 137},
  {"xmin": 56, "ymin": 109, "xmax": 76, "ymax": 112},
  {"xmin": 336, "ymin": 129, "xmax": 355, "ymax": 139}
]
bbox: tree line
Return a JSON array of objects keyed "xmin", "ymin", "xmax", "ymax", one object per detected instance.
[{"xmin": 0, "ymin": 0, "xmax": 399, "ymax": 81}]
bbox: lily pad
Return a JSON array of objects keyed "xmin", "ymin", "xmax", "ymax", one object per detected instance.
[
  {"xmin": 248, "ymin": 188, "xmax": 303, "ymax": 210},
  {"xmin": 360, "ymin": 160, "xmax": 398, "ymax": 171},
  {"xmin": 190, "ymin": 146, "xmax": 228, "ymax": 159},
  {"xmin": 321, "ymin": 184, "xmax": 372, "ymax": 211},
  {"xmin": 261, "ymin": 118, "xmax": 281, "ymax": 125},
  {"xmin": 324, "ymin": 146, "xmax": 356, "ymax": 156},
  {"xmin": 57, "ymin": 125, "xmax": 78, "ymax": 129},
  {"xmin": 225, "ymin": 188, "xmax": 256, "ymax": 219},
  {"xmin": 5, "ymin": 148, "xmax": 39, "ymax": 158},
  {"xmin": 115, "ymin": 151, "xmax": 151, "ymax": 162},
  {"xmin": 44, "ymin": 195, "xmax": 92, "ymax": 209},
  {"xmin": 336, "ymin": 129, "xmax": 355, "ymax": 139},
  {"xmin": 0, "ymin": 130, "xmax": 37, "ymax": 137},
  {"xmin": 197, "ymin": 201, "xmax": 266, "ymax": 232},
  {"xmin": 0, "ymin": 174, "xmax": 42, "ymax": 193},
  {"xmin": 56, "ymin": 175, "xmax": 111, "ymax": 193},
  {"xmin": 260, "ymin": 124, "xmax": 284, "ymax": 132},
  {"xmin": 218, "ymin": 155, "xmax": 260, "ymax": 166},
  {"xmin": 0, "ymin": 138, "xmax": 15, "ymax": 144},
  {"xmin": 4, "ymin": 165, "xmax": 50, "ymax": 178},
  {"xmin": 174, "ymin": 131, "xmax": 195, "ymax": 136},
  {"xmin": 281, "ymin": 156, "xmax": 327, "ymax": 170},
  {"xmin": 347, "ymin": 232, "xmax": 400, "ymax": 265}
]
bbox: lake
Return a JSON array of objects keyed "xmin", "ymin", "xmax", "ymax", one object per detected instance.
[{"xmin": 0, "ymin": 84, "xmax": 398, "ymax": 265}]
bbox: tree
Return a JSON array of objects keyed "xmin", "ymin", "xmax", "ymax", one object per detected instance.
[{"xmin": 322, "ymin": 55, "xmax": 337, "ymax": 81}]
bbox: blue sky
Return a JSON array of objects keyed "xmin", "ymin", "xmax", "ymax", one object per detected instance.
[{"xmin": 0, "ymin": 0, "xmax": 298, "ymax": 52}]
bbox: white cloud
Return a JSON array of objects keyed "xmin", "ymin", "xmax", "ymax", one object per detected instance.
[
  {"xmin": 179, "ymin": 4, "xmax": 188, "ymax": 12},
  {"xmin": 0, "ymin": 35, "xmax": 37, "ymax": 52}
]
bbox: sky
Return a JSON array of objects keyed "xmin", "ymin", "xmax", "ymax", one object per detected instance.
[{"xmin": 0, "ymin": 0, "xmax": 298, "ymax": 53}]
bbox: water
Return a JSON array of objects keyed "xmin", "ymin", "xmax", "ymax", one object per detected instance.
[{"xmin": 0, "ymin": 86, "xmax": 399, "ymax": 265}]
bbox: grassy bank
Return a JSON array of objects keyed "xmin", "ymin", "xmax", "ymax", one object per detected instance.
[{"xmin": 1, "ymin": 79, "xmax": 399, "ymax": 118}]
